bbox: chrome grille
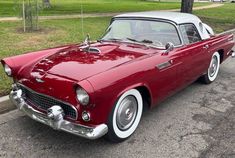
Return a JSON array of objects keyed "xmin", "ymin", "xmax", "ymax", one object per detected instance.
[{"xmin": 19, "ymin": 85, "xmax": 77, "ymax": 120}]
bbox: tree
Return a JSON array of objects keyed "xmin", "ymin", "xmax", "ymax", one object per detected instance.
[
  {"xmin": 42, "ymin": 0, "xmax": 51, "ymax": 8},
  {"xmin": 21, "ymin": 0, "xmax": 39, "ymax": 32},
  {"xmin": 181, "ymin": 0, "xmax": 194, "ymax": 14}
]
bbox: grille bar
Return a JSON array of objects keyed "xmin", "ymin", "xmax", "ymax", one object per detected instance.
[{"xmin": 18, "ymin": 85, "xmax": 77, "ymax": 120}]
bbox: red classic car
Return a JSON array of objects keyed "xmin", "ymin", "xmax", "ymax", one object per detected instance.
[{"xmin": 1, "ymin": 12, "xmax": 234, "ymax": 142}]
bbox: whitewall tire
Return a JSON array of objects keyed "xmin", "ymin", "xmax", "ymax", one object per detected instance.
[
  {"xmin": 201, "ymin": 52, "xmax": 220, "ymax": 84},
  {"xmin": 106, "ymin": 89, "xmax": 143, "ymax": 142}
]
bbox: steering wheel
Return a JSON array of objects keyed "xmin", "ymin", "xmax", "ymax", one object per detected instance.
[
  {"xmin": 152, "ymin": 41, "xmax": 163, "ymax": 46},
  {"xmin": 133, "ymin": 34, "xmax": 164, "ymax": 46}
]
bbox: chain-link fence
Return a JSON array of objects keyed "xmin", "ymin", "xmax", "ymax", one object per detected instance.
[{"xmin": 15, "ymin": 0, "xmax": 41, "ymax": 32}]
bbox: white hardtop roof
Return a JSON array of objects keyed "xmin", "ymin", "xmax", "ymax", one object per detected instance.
[
  {"xmin": 115, "ymin": 11, "xmax": 210, "ymax": 40},
  {"xmin": 115, "ymin": 11, "xmax": 201, "ymax": 25}
]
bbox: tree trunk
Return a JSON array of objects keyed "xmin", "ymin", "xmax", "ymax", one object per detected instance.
[
  {"xmin": 181, "ymin": 0, "xmax": 194, "ymax": 14},
  {"xmin": 42, "ymin": 0, "xmax": 51, "ymax": 8}
]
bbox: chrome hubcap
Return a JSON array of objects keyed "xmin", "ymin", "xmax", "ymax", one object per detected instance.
[
  {"xmin": 116, "ymin": 95, "xmax": 138, "ymax": 131},
  {"xmin": 209, "ymin": 56, "xmax": 218, "ymax": 77}
]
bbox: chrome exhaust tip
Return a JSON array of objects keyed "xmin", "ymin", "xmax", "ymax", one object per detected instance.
[{"xmin": 231, "ymin": 51, "xmax": 235, "ymax": 58}]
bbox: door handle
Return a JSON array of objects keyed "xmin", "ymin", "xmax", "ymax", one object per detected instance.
[{"xmin": 203, "ymin": 44, "xmax": 209, "ymax": 49}]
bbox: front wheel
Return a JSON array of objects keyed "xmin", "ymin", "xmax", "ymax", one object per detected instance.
[
  {"xmin": 106, "ymin": 89, "xmax": 143, "ymax": 142},
  {"xmin": 200, "ymin": 52, "xmax": 220, "ymax": 84}
]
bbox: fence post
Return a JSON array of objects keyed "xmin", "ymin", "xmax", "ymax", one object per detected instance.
[{"xmin": 22, "ymin": 0, "xmax": 26, "ymax": 32}]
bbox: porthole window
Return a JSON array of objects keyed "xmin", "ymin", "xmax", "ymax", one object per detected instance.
[
  {"xmin": 199, "ymin": 22, "xmax": 204, "ymax": 33},
  {"xmin": 180, "ymin": 24, "xmax": 202, "ymax": 44}
]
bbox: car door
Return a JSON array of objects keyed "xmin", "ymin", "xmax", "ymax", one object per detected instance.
[
  {"xmin": 179, "ymin": 23, "xmax": 211, "ymax": 82},
  {"xmin": 146, "ymin": 22, "xmax": 190, "ymax": 103},
  {"xmin": 151, "ymin": 47, "xmax": 191, "ymax": 104}
]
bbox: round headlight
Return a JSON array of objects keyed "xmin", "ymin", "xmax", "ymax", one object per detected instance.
[
  {"xmin": 4, "ymin": 64, "xmax": 12, "ymax": 76},
  {"xmin": 76, "ymin": 87, "xmax": 89, "ymax": 106}
]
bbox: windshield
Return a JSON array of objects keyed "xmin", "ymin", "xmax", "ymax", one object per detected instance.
[{"xmin": 101, "ymin": 19, "xmax": 181, "ymax": 47}]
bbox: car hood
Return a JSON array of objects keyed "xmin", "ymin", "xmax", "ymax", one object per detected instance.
[{"xmin": 29, "ymin": 42, "xmax": 151, "ymax": 82}]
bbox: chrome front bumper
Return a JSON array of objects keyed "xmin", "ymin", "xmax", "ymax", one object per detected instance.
[{"xmin": 9, "ymin": 88, "xmax": 108, "ymax": 140}]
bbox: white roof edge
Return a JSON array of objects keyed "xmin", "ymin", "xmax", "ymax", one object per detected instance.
[{"xmin": 114, "ymin": 11, "xmax": 200, "ymax": 25}]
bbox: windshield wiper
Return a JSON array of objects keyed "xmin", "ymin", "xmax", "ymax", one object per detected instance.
[
  {"xmin": 100, "ymin": 38, "xmax": 123, "ymax": 42},
  {"xmin": 126, "ymin": 37, "xmax": 153, "ymax": 44}
]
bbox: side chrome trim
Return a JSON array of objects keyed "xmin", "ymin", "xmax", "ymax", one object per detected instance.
[
  {"xmin": 156, "ymin": 60, "xmax": 173, "ymax": 70},
  {"xmin": 9, "ymin": 88, "xmax": 108, "ymax": 140}
]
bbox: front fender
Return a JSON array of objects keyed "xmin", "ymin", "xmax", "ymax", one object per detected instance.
[
  {"xmin": 85, "ymin": 58, "xmax": 155, "ymax": 125},
  {"xmin": 115, "ymin": 82, "xmax": 153, "ymax": 107},
  {"xmin": 1, "ymin": 45, "xmax": 70, "ymax": 78}
]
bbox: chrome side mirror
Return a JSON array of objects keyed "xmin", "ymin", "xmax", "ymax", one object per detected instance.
[{"xmin": 165, "ymin": 42, "xmax": 174, "ymax": 52}]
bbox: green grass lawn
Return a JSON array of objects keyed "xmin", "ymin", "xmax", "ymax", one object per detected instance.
[
  {"xmin": 0, "ymin": 3, "xmax": 234, "ymax": 96},
  {"xmin": 0, "ymin": 0, "xmax": 210, "ymax": 17},
  {"xmin": 194, "ymin": 3, "xmax": 235, "ymax": 33},
  {"xmin": 0, "ymin": 17, "xmax": 111, "ymax": 95}
]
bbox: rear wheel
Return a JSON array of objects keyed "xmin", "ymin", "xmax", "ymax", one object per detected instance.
[
  {"xmin": 200, "ymin": 52, "xmax": 220, "ymax": 84},
  {"xmin": 106, "ymin": 89, "xmax": 143, "ymax": 142}
]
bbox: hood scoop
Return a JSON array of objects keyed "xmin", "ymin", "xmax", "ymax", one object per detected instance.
[{"xmin": 82, "ymin": 46, "xmax": 101, "ymax": 54}]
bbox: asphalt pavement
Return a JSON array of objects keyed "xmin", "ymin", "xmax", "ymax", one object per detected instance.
[{"xmin": 0, "ymin": 52, "xmax": 234, "ymax": 158}]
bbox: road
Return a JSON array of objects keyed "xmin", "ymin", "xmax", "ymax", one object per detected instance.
[{"xmin": 0, "ymin": 55, "xmax": 234, "ymax": 158}]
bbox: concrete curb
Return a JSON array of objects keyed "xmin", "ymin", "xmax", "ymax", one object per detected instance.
[
  {"xmin": 0, "ymin": 97, "xmax": 16, "ymax": 115},
  {"xmin": 0, "ymin": 27, "xmax": 234, "ymax": 114},
  {"xmin": 0, "ymin": 95, "xmax": 9, "ymax": 102}
]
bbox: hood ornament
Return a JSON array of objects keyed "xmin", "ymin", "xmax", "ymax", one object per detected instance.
[
  {"xmin": 80, "ymin": 34, "xmax": 101, "ymax": 54},
  {"xmin": 83, "ymin": 34, "xmax": 91, "ymax": 46}
]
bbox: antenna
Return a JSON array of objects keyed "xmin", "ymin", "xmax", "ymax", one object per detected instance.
[{"xmin": 80, "ymin": 2, "xmax": 84, "ymax": 38}]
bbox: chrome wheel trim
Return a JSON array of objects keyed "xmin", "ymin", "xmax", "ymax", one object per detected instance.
[
  {"xmin": 208, "ymin": 52, "xmax": 220, "ymax": 82},
  {"xmin": 112, "ymin": 89, "xmax": 143, "ymax": 139},
  {"xmin": 116, "ymin": 95, "xmax": 138, "ymax": 131},
  {"xmin": 209, "ymin": 56, "xmax": 218, "ymax": 77}
]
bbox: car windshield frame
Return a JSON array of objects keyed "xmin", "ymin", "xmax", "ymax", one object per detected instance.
[{"xmin": 100, "ymin": 17, "xmax": 183, "ymax": 49}]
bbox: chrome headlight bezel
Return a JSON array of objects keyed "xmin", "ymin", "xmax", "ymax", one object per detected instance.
[
  {"xmin": 4, "ymin": 64, "xmax": 12, "ymax": 76},
  {"xmin": 76, "ymin": 87, "xmax": 90, "ymax": 106}
]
